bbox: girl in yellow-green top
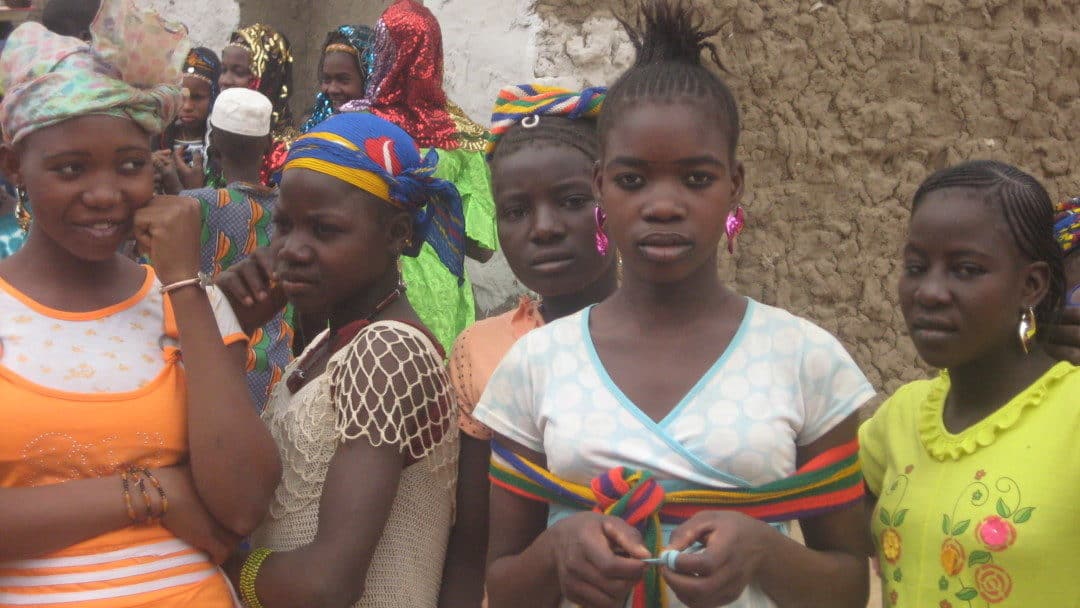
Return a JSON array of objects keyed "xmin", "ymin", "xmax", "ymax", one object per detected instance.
[{"xmin": 860, "ymin": 160, "xmax": 1078, "ymax": 608}]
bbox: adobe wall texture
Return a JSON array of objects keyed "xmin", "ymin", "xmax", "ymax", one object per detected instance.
[
  {"xmin": 160, "ymin": 0, "xmax": 1079, "ymax": 393},
  {"xmin": 531, "ymin": 0, "xmax": 1079, "ymax": 393}
]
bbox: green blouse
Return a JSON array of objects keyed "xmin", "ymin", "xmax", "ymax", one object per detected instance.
[{"xmin": 402, "ymin": 147, "xmax": 497, "ymax": 354}]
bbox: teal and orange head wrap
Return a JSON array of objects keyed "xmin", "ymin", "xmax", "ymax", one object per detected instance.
[
  {"xmin": 285, "ymin": 112, "xmax": 466, "ymax": 282},
  {"xmin": 486, "ymin": 84, "xmax": 606, "ymax": 160},
  {"xmin": 0, "ymin": 0, "xmax": 189, "ymax": 144},
  {"xmin": 1055, "ymin": 197, "xmax": 1080, "ymax": 257}
]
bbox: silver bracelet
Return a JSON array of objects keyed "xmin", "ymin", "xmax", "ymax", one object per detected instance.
[{"xmin": 160, "ymin": 272, "xmax": 211, "ymax": 294}]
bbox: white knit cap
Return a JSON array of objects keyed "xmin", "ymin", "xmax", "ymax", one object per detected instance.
[{"xmin": 208, "ymin": 88, "xmax": 272, "ymax": 137}]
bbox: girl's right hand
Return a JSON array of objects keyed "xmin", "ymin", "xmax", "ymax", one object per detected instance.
[
  {"xmin": 547, "ymin": 513, "xmax": 649, "ymax": 608},
  {"xmin": 215, "ymin": 247, "xmax": 287, "ymax": 333},
  {"xmin": 152, "ymin": 466, "xmax": 241, "ymax": 565}
]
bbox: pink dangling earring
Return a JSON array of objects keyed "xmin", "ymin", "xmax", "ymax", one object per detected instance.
[
  {"xmin": 594, "ymin": 205, "xmax": 609, "ymax": 256},
  {"xmin": 725, "ymin": 206, "xmax": 746, "ymax": 253}
]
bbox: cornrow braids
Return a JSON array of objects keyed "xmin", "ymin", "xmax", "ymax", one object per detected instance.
[
  {"xmin": 490, "ymin": 116, "xmax": 601, "ymax": 165},
  {"xmin": 912, "ymin": 160, "xmax": 1066, "ymax": 327},
  {"xmin": 600, "ymin": 0, "xmax": 740, "ymax": 155}
]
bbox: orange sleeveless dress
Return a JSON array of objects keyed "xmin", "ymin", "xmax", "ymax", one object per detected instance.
[{"xmin": 0, "ymin": 271, "xmax": 243, "ymax": 607}]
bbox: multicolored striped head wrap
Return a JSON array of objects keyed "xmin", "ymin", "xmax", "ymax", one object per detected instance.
[
  {"xmin": 226, "ymin": 23, "xmax": 294, "ymax": 139},
  {"xmin": 182, "ymin": 46, "xmax": 221, "ymax": 102},
  {"xmin": 300, "ymin": 25, "xmax": 376, "ymax": 135},
  {"xmin": 486, "ymin": 84, "xmax": 606, "ymax": 160},
  {"xmin": 285, "ymin": 112, "xmax": 466, "ymax": 282},
  {"xmin": 1054, "ymin": 196, "xmax": 1080, "ymax": 257},
  {"xmin": 0, "ymin": 0, "xmax": 189, "ymax": 144}
]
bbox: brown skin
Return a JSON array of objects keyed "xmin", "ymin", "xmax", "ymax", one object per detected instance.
[
  {"xmin": 321, "ymin": 50, "xmax": 366, "ymax": 110},
  {"xmin": 177, "ymin": 76, "xmax": 213, "ymax": 142},
  {"xmin": 0, "ymin": 115, "xmax": 280, "ymax": 558},
  {"xmin": 439, "ymin": 143, "xmax": 618, "ymax": 608},
  {"xmin": 224, "ymin": 169, "xmax": 437, "ymax": 608},
  {"xmin": 484, "ymin": 103, "xmax": 870, "ymax": 608},
  {"xmin": 219, "ymin": 46, "xmax": 256, "ymax": 90},
  {"xmin": 898, "ymin": 189, "xmax": 1056, "ymax": 432},
  {"xmin": 1044, "ymin": 254, "xmax": 1080, "ymax": 364}
]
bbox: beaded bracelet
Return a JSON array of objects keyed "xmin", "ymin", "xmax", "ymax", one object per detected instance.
[
  {"xmin": 120, "ymin": 470, "xmax": 138, "ymax": 523},
  {"xmin": 138, "ymin": 468, "xmax": 169, "ymax": 516},
  {"xmin": 132, "ymin": 471, "xmax": 154, "ymax": 522},
  {"xmin": 239, "ymin": 548, "xmax": 273, "ymax": 608}
]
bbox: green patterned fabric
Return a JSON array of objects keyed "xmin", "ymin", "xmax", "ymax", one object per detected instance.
[{"xmin": 402, "ymin": 147, "xmax": 496, "ymax": 354}]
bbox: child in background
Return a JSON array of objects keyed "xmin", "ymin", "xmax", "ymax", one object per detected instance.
[
  {"xmin": 0, "ymin": 2, "xmax": 279, "ymax": 605},
  {"xmin": 300, "ymin": 25, "xmax": 375, "ymax": 134},
  {"xmin": 1046, "ymin": 196, "xmax": 1080, "ymax": 364},
  {"xmin": 860, "ymin": 160, "xmax": 1077, "ymax": 607},
  {"xmin": 474, "ymin": 2, "xmax": 874, "ymax": 607},
  {"xmin": 154, "ymin": 47, "xmax": 221, "ymax": 191},
  {"xmin": 440, "ymin": 84, "xmax": 615, "ymax": 607},
  {"xmin": 224, "ymin": 112, "xmax": 459, "ymax": 608},
  {"xmin": 219, "ymin": 24, "xmax": 296, "ymax": 187},
  {"xmin": 178, "ymin": 87, "xmax": 291, "ymax": 411}
]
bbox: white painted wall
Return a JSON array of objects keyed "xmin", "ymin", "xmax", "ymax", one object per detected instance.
[
  {"xmin": 144, "ymin": 0, "xmax": 239, "ymax": 52},
  {"xmin": 425, "ymin": 0, "xmax": 540, "ymax": 125}
]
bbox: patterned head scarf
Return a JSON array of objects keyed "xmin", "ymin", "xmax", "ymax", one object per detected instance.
[
  {"xmin": 285, "ymin": 112, "xmax": 466, "ymax": 282},
  {"xmin": 1054, "ymin": 196, "xmax": 1080, "ymax": 257},
  {"xmin": 226, "ymin": 24, "xmax": 294, "ymax": 138},
  {"xmin": 0, "ymin": 0, "xmax": 189, "ymax": 144},
  {"xmin": 487, "ymin": 84, "xmax": 606, "ymax": 160},
  {"xmin": 342, "ymin": 0, "xmax": 458, "ymax": 149},
  {"xmin": 300, "ymin": 25, "xmax": 376, "ymax": 135},
  {"xmin": 182, "ymin": 46, "xmax": 221, "ymax": 103}
]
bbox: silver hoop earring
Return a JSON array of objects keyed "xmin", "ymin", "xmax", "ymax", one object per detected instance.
[
  {"xmin": 521, "ymin": 115, "xmax": 540, "ymax": 129},
  {"xmin": 1018, "ymin": 306, "xmax": 1037, "ymax": 354}
]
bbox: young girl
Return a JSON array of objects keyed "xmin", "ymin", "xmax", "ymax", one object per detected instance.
[
  {"xmin": 226, "ymin": 112, "xmax": 459, "ymax": 608},
  {"xmin": 219, "ymin": 24, "xmax": 296, "ymax": 187},
  {"xmin": 157, "ymin": 48, "xmax": 219, "ymax": 164},
  {"xmin": 340, "ymin": 0, "xmax": 497, "ymax": 354},
  {"xmin": 300, "ymin": 25, "xmax": 375, "ymax": 134},
  {"xmin": 1046, "ymin": 196, "xmax": 1080, "ymax": 364},
  {"xmin": 441, "ymin": 84, "xmax": 615, "ymax": 607},
  {"xmin": 861, "ymin": 161, "xmax": 1077, "ymax": 607},
  {"xmin": 0, "ymin": 2, "xmax": 280, "ymax": 606},
  {"xmin": 154, "ymin": 47, "xmax": 222, "ymax": 194},
  {"xmin": 473, "ymin": 2, "xmax": 874, "ymax": 607}
]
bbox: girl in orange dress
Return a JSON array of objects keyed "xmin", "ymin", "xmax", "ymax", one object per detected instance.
[{"xmin": 0, "ymin": 2, "xmax": 280, "ymax": 606}]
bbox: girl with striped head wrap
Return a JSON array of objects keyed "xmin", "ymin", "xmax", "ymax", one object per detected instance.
[
  {"xmin": 156, "ymin": 47, "xmax": 221, "ymax": 175},
  {"xmin": 441, "ymin": 83, "xmax": 617, "ymax": 607},
  {"xmin": 1055, "ymin": 196, "xmax": 1080, "ymax": 305},
  {"xmin": 336, "ymin": 0, "xmax": 497, "ymax": 355},
  {"xmin": 0, "ymin": 0, "xmax": 280, "ymax": 605},
  {"xmin": 229, "ymin": 111, "xmax": 460, "ymax": 608},
  {"xmin": 220, "ymin": 23, "xmax": 296, "ymax": 186},
  {"xmin": 300, "ymin": 25, "xmax": 376, "ymax": 134}
]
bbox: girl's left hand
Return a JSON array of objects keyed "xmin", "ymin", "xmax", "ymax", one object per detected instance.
[
  {"xmin": 133, "ymin": 195, "xmax": 203, "ymax": 285},
  {"xmin": 660, "ymin": 512, "xmax": 769, "ymax": 608}
]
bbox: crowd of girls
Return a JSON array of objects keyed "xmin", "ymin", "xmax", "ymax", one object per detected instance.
[{"xmin": 1, "ymin": 0, "xmax": 1079, "ymax": 607}]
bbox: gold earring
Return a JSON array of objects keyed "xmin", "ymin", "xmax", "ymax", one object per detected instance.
[
  {"xmin": 1018, "ymin": 306, "xmax": 1037, "ymax": 354},
  {"xmin": 14, "ymin": 187, "xmax": 31, "ymax": 232}
]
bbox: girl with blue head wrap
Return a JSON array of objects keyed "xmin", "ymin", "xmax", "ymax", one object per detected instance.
[
  {"xmin": 232, "ymin": 111, "xmax": 462, "ymax": 608},
  {"xmin": 300, "ymin": 25, "xmax": 375, "ymax": 134}
]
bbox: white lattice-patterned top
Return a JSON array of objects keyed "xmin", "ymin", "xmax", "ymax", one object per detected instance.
[
  {"xmin": 251, "ymin": 320, "xmax": 458, "ymax": 608},
  {"xmin": 0, "ymin": 267, "xmax": 244, "ymax": 394}
]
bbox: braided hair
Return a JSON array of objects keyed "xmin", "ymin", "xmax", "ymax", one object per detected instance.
[
  {"xmin": 912, "ymin": 160, "xmax": 1066, "ymax": 326},
  {"xmin": 600, "ymin": 0, "xmax": 739, "ymax": 155}
]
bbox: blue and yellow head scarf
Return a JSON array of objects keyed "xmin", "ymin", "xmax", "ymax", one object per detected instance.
[
  {"xmin": 300, "ymin": 25, "xmax": 375, "ymax": 134},
  {"xmin": 285, "ymin": 112, "xmax": 466, "ymax": 282}
]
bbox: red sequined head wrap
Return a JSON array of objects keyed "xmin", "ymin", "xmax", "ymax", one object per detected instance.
[{"xmin": 363, "ymin": 0, "xmax": 458, "ymax": 149}]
